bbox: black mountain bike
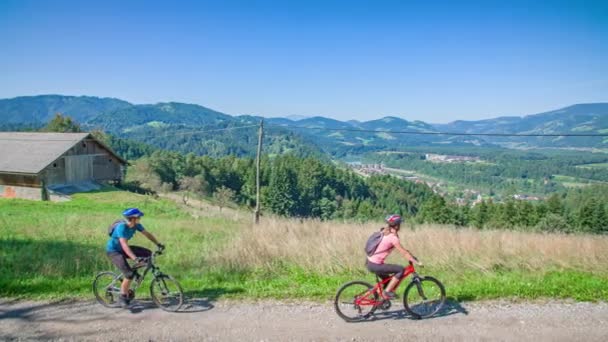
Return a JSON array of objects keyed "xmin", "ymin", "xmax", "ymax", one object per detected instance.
[{"xmin": 93, "ymin": 246, "xmax": 184, "ymax": 312}]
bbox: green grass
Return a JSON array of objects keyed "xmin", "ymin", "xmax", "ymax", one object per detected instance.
[
  {"xmin": 1, "ymin": 189, "xmax": 607, "ymax": 302},
  {"xmin": 576, "ymin": 162, "xmax": 608, "ymax": 169},
  {"xmin": 0, "ymin": 189, "xmax": 234, "ymax": 299},
  {"xmin": 553, "ymin": 174, "xmax": 607, "ymax": 188}
]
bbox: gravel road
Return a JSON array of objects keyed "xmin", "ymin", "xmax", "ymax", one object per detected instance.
[{"xmin": 1, "ymin": 298, "xmax": 607, "ymax": 341}]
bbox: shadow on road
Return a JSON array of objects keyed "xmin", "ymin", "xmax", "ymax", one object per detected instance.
[
  {"xmin": 0, "ymin": 300, "xmax": 72, "ymax": 321},
  {"xmin": 179, "ymin": 287, "xmax": 245, "ymax": 313},
  {"xmin": 127, "ymin": 287, "xmax": 244, "ymax": 314},
  {"xmin": 368, "ymin": 299, "xmax": 468, "ymax": 322},
  {"xmin": 0, "ymin": 299, "xmax": 112, "ymax": 324}
]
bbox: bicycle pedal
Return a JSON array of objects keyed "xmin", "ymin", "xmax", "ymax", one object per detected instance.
[{"xmin": 380, "ymin": 300, "xmax": 392, "ymax": 311}]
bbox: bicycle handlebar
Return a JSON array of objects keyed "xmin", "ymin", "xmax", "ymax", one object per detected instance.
[
  {"xmin": 154, "ymin": 245, "xmax": 165, "ymax": 256},
  {"xmin": 408, "ymin": 256, "xmax": 423, "ymax": 267}
]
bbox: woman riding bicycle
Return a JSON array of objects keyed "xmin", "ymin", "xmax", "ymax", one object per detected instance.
[
  {"xmin": 106, "ymin": 208, "xmax": 164, "ymax": 308},
  {"xmin": 366, "ymin": 214, "xmax": 422, "ymax": 299}
]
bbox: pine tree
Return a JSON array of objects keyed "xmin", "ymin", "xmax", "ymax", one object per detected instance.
[
  {"xmin": 577, "ymin": 198, "xmax": 597, "ymax": 232},
  {"xmin": 266, "ymin": 159, "xmax": 299, "ymax": 216},
  {"xmin": 546, "ymin": 194, "xmax": 564, "ymax": 215},
  {"xmin": 471, "ymin": 200, "xmax": 489, "ymax": 229}
]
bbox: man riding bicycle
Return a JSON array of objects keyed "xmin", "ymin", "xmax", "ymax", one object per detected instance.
[
  {"xmin": 106, "ymin": 208, "xmax": 164, "ymax": 308},
  {"xmin": 366, "ymin": 214, "xmax": 422, "ymax": 299}
]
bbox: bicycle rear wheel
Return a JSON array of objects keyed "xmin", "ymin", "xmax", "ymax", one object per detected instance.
[
  {"xmin": 334, "ymin": 281, "xmax": 378, "ymax": 322},
  {"xmin": 150, "ymin": 274, "xmax": 184, "ymax": 312},
  {"xmin": 93, "ymin": 271, "xmax": 122, "ymax": 308},
  {"xmin": 403, "ymin": 276, "xmax": 446, "ymax": 319}
]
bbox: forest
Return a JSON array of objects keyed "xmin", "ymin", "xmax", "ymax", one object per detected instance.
[
  {"xmin": 4, "ymin": 114, "xmax": 608, "ymax": 234},
  {"xmin": 363, "ymin": 146, "xmax": 608, "ymax": 195}
]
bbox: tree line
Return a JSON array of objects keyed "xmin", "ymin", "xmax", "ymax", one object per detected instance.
[
  {"xmin": 418, "ymin": 190, "xmax": 608, "ymax": 234},
  {"xmin": 12, "ymin": 113, "xmax": 608, "ymax": 234},
  {"xmin": 366, "ymin": 147, "xmax": 608, "ymax": 195},
  {"xmin": 126, "ymin": 151, "xmax": 437, "ymax": 221},
  {"xmin": 125, "ymin": 150, "xmax": 607, "ymax": 234}
]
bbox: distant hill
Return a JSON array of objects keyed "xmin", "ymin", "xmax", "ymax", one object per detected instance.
[
  {"xmin": 86, "ymin": 102, "xmax": 322, "ymax": 158},
  {"xmin": 0, "ymin": 95, "xmax": 131, "ymax": 124},
  {"xmin": 88, "ymin": 102, "xmax": 233, "ymax": 132},
  {"xmin": 434, "ymin": 103, "xmax": 608, "ymax": 148},
  {"xmin": 284, "ymin": 115, "xmax": 310, "ymax": 121},
  {"xmin": 2, "ymin": 95, "xmax": 607, "ymax": 157},
  {"xmin": 266, "ymin": 113, "xmax": 491, "ymax": 156}
]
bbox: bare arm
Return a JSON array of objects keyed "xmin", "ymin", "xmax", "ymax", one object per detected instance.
[
  {"xmin": 119, "ymin": 238, "xmax": 137, "ymax": 260},
  {"xmin": 394, "ymin": 243, "xmax": 420, "ymax": 264},
  {"xmin": 141, "ymin": 230, "xmax": 160, "ymax": 246}
]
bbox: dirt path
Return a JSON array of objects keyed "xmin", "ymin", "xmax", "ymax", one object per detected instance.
[{"xmin": 1, "ymin": 298, "xmax": 607, "ymax": 341}]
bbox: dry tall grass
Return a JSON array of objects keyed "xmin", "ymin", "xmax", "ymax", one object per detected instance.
[{"xmin": 213, "ymin": 217, "xmax": 608, "ymax": 275}]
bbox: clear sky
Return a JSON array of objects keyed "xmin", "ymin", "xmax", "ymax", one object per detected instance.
[{"xmin": 0, "ymin": 0, "xmax": 607, "ymax": 123}]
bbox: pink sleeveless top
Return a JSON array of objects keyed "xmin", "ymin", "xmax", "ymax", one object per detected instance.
[{"xmin": 367, "ymin": 233, "xmax": 399, "ymax": 264}]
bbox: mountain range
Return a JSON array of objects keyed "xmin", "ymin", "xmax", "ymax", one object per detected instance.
[{"xmin": 1, "ymin": 95, "xmax": 607, "ymax": 157}]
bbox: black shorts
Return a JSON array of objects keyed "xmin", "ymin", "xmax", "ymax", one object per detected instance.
[
  {"xmin": 366, "ymin": 259, "xmax": 405, "ymax": 280},
  {"xmin": 107, "ymin": 246, "xmax": 151, "ymax": 279}
]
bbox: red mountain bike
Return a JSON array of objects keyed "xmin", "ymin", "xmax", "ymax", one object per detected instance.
[{"xmin": 334, "ymin": 262, "xmax": 445, "ymax": 321}]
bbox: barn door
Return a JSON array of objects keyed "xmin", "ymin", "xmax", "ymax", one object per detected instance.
[{"xmin": 64, "ymin": 155, "xmax": 94, "ymax": 183}]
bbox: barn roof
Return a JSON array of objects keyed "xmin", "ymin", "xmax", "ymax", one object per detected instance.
[{"xmin": 0, "ymin": 132, "xmax": 127, "ymax": 175}]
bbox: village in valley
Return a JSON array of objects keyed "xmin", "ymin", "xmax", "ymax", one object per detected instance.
[{"xmin": 347, "ymin": 152, "xmax": 543, "ymax": 206}]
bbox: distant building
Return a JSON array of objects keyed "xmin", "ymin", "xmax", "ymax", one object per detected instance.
[
  {"xmin": 347, "ymin": 163, "xmax": 387, "ymax": 176},
  {"xmin": 513, "ymin": 194, "xmax": 541, "ymax": 201},
  {"xmin": 0, "ymin": 132, "xmax": 127, "ymax": 201},
  {"xmin": 425, "ymin": 153, "xmax": 481, "ymax": 163}
]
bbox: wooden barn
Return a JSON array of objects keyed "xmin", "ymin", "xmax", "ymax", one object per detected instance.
[{"xmin": 0, "ymin": 132, "xmax": 127, "ymax": 200}]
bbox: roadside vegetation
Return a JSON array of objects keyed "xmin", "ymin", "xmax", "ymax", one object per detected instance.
[{"xmin": 1, "ymin": 189, "xmax": 607, "ymax": 301}]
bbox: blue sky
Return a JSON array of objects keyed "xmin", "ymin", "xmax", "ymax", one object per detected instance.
[{"xmin": 0, "ymin": 0, "xmax": 607, "ymax": 123}]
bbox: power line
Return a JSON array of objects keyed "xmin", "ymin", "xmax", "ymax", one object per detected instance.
[
  {"xmin": 268, "ymin": 124, "xmax": 608, "ymax": 137},
  {"xmin": 2, "ymin": 123, "xmax": 608, "ymax": 141},
  {"xmin": 0, "ymin": 124, "xmax": 260, "ymax": 141},
  {"xmin": 0, "ymin": 137, "xmax": 94, "ymax": 142},
  {"xmin": 153, "ymin": 124, "xmax": 258, "ymax": 138}
]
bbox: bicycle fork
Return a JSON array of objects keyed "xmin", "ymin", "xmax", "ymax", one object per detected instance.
[{"xmin": 412, "ymin": 275, "xmax": 428, "ymax": 301}]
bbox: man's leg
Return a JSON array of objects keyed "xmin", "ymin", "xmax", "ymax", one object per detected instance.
[
  {"xmin": 121, "ymin": 279, "xmax": 132, "ymax": 298},
  {"xmin": 108, "ymin": 252, "xmax": 135, "ymax": 307}
]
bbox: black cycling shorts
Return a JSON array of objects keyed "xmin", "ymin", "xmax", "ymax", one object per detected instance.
[
  {"xmin": 107, "ymin": 246, "xmax": 151, "ymax": 279},
  {"xmin": 366, "ymin": 259, "xmax": 405, "ymax": 280}
]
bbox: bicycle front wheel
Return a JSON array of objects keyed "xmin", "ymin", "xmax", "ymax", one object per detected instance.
[
  {"xmin": 150, "ymin": 274, "xmax": 184, "ymax": 312},
  {"xmin": 334, "ymin": 281, "xmax": 378, "ymax": 322},
  {"xmin": 403, "ymin": 276, "xmax": 446, "ymax": 319},
  {"xmin": 93, "ymin": 271, "xmax": 122, "ymax": 308}
]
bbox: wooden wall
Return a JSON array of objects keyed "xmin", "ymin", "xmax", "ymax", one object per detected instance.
[
  {"xmin": 1, "ymin": 138, "xmax": 124, "ymax": 201},
  {"xmin": 0, "ymin": 173, "xmax": 40, "ymax": 187},
  {"xmin": 40, "ymin": 138, "xmax": 124, "ymax": 185},
  {"xmin": 43, "ymin": 156, "xmax": 66, "ymax": 184}
]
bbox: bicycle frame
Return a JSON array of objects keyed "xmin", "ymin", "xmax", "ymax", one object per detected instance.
[
  {"xmin": 109, "ymin": 250, "xmax": 164, "ymax": 292},
  {"xmin": 355, "ymin": 263, "xmax": 417, "ymax": 307}
]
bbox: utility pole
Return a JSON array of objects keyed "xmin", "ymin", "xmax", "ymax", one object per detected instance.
[{"xmin": 254, "ymin": 119, "xmax": 264, "ymax": 224}]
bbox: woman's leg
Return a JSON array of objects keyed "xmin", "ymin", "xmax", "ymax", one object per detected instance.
[
  {"xmin": 367, "ymin": 262, "xmax": 404, "ymax": 295},
  {"xmin": 382, "ymin": 264, "xmax": 405, "ymax": 293}
]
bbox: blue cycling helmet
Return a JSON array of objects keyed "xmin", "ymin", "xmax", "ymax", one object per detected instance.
[{"xmin": 123, "ymin": 208, "xmax": 144, "ymax": 218}]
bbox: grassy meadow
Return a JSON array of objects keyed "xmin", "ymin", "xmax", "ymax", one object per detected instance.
[{"xmin": 1, "ymin": 188, "xmax": 607, "ymax": 302}]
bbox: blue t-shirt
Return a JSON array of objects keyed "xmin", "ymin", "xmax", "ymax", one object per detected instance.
[{"xmin": 106, "ymin": 222, "xmax": 145, "ymax": 253}]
